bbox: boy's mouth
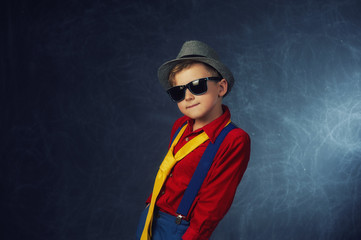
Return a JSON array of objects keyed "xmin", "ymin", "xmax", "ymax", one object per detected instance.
[{"xmin": 186, "ymin": 103, "xmax": 200, "ymax": 109}]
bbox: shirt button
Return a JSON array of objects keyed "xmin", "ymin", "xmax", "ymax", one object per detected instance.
[
  {"xmin": 169, "ymin": 173, "xmax": 173, "ymax": 177},
  {"xmin": 185, "ymin": 137, "xmax": 189, "ymax": 141},
  {"xmin": 161, "ymin": 191, "xmax": 165, "ymax": 195}
]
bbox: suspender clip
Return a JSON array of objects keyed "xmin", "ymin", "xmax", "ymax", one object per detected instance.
[{"xmin": 175, "ymin": 214, "xmax": 184, "ymax": 225}]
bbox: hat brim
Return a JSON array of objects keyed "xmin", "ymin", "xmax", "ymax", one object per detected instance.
[{"xmin": 158, "ymin": 57, "xmax": 234, "ymax": 94}]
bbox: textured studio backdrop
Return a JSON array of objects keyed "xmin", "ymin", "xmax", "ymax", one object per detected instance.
[{"xmin": 1, "ymin": 0, "xmax": 361, "ymax": 239}]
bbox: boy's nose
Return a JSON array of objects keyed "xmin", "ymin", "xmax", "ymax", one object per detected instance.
[{"xmin": 184, "ymin": 89, "xmax": 195, "ymax": 101}]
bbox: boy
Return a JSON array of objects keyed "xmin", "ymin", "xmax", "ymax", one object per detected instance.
[{"xmin": 136, "ymin": 40, "xmax": 251, "ymax": 240}]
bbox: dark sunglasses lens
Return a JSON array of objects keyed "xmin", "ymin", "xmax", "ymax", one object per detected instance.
[
  {"xmin": 168, "ymin": 86, "xmax": 185, "ymax": 102},
  {"xmin": 189, "ymin": 79, "xmax": 207, "ymax": 95}
]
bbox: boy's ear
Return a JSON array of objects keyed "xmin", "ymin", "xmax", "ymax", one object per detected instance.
[{"xmin": 218, "ymin": 79, "xmax": 228, "ymax": 97}]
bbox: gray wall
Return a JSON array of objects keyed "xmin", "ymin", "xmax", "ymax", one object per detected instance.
[{"xmin": 2, "ymin": 0, "xmax": 361, "ymax": 239}]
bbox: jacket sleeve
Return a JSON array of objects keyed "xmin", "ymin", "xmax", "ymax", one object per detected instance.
[{"xmin": 182, "ymin": 129, "xmax": 251, "ymax": 240}]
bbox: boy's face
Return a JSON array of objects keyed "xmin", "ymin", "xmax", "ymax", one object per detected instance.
[{"xmin": 173, "ymin": 63, "xmax": 228, "ymax": 129}]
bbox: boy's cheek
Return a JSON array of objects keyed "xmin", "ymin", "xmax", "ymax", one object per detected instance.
[{"xmin": 177, "ymin": 102, "xmax": 185, "ymax": 110}]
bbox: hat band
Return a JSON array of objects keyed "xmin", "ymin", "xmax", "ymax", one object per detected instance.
[{"xmin": 180, "ymin": 55, "xmax": 205, "ymax": 58}]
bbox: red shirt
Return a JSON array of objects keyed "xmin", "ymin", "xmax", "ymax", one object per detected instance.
[{"xmin": 146, "ymin": 105, "xmax": 251, "ymax": 240}]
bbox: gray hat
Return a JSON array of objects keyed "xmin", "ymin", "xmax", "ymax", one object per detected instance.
[{"xmin": 158, "ymin": 40, "xmax": 234, "ymax": 95}]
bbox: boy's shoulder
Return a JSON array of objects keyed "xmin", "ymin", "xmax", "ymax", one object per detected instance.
[
  {"xmin": 173, "ymin": 115, "xmax": 189, "ymax": 128},
  {"xmin": 227, "ymin": 124, "xmax": 251, "ymax": 143},
  {"xmin": 169, "ymin": 116, "xmax": 189, "ymax": 143},
  {"xmin": 219, "ymin": 124, "xmax": 251, "ymax": 159}
]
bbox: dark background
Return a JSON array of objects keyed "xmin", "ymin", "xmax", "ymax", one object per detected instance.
[{"xmin": 1, "ymin": 0, "xmax": 361, "ymax": 239}]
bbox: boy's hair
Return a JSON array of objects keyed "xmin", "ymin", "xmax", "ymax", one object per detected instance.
[{"xmin": 168, "ymin": 60, "xmax": 221, "ymax": 87}]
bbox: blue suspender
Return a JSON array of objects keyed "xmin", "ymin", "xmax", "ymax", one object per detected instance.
[
  {"xmin": 170, "ymin": 122, "xmax": 237, "ymax": 220},
  {"xmin": 170, "ymin": 122, "xmax": 187, "ymax": 146}
]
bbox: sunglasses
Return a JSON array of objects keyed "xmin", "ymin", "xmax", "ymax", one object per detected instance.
[{"xmin": 167, "ymin": 77, "xmax": 222, "ymax": 102}]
